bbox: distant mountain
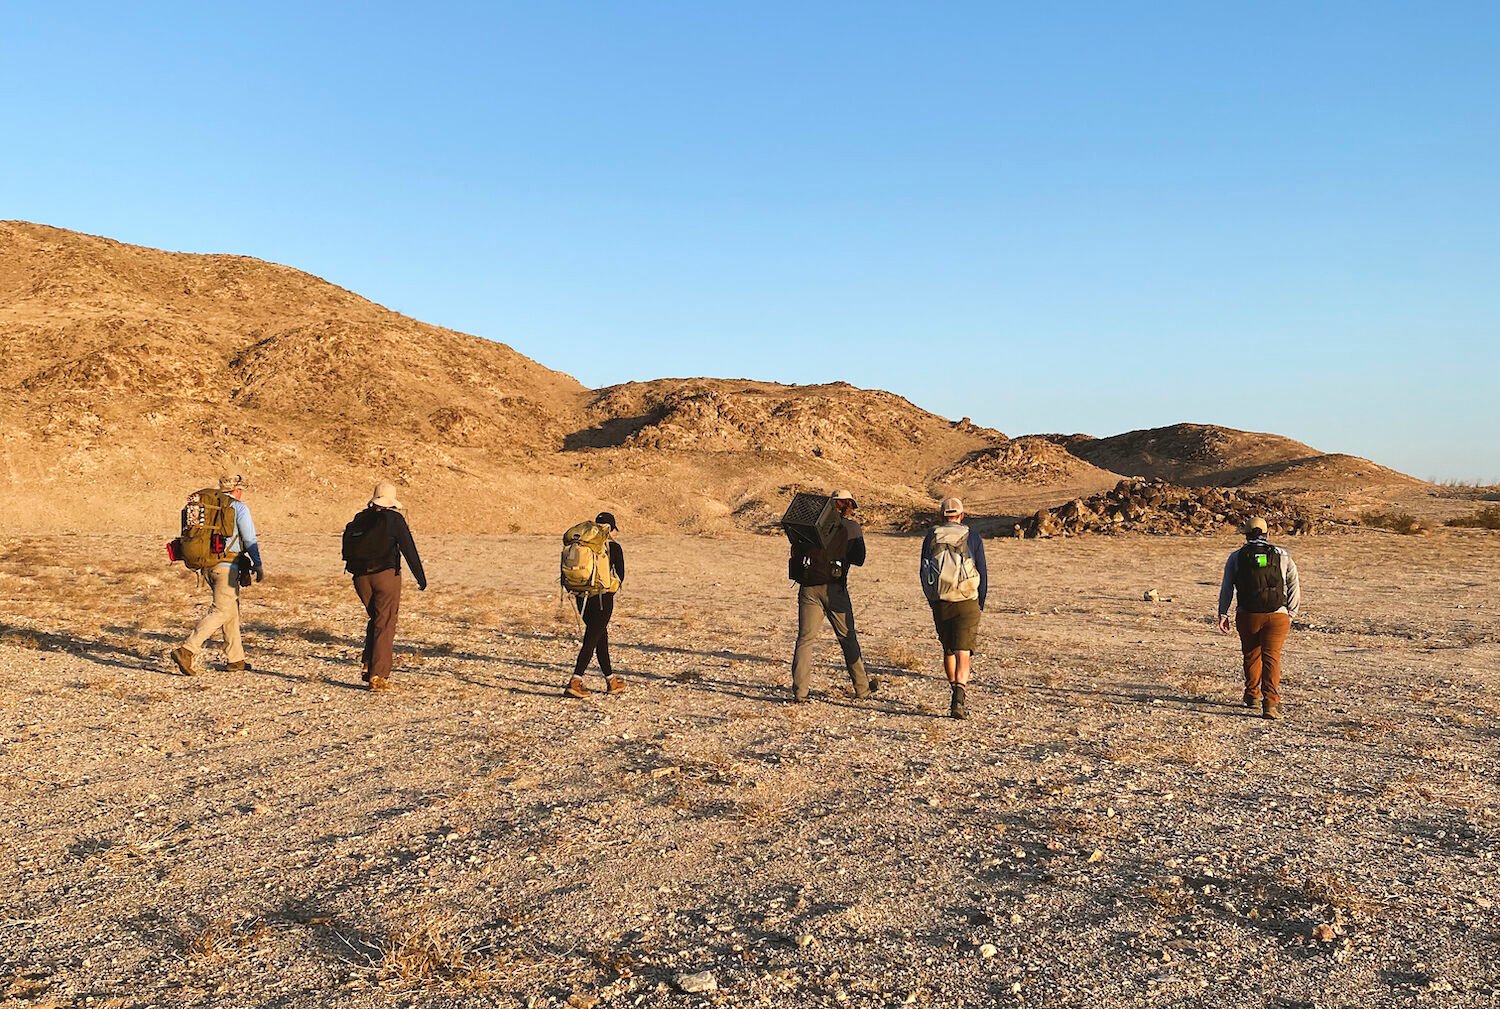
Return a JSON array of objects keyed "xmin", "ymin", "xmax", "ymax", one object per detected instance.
[{"xmin": 0, "ymin": 223, "xmax": 1425, "ymax": 534}]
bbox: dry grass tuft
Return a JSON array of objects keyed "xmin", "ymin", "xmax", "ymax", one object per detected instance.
[
  {"xmin": 1445, "ymin": 504, "xmax": 1500, "ymax": 530},
  {"xmin": 1142, "ymin": 881, "xmax": 1199, "ymax": 917},
  {"xmin": 377, "ymin": 916, "xmax": 500, "ymax": 991},
  {"xmin": 0, "ymin": 631, "xmax": 43, "ymax": 650},
  {"xmin": 1293, "ymin": 870, "xmax": 1370, "ymax": 914},
  {"xmin": 185, "ymin": 918, "xmax": 269, "ymax": 964},
  {"xmin": 1360, "ymin": 511, "xmax": 1427, "ymax": 535},
  {"xmin": 878, "ymin": 642, "xmax": 926, "ymax": 673}
]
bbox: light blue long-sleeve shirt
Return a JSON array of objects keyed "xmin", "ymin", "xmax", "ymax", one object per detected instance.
[{"xmin": 219, "ymin": 499, "xmax": 262, "ymax": 570}]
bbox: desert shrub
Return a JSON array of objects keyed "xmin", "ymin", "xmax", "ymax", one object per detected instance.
[
  {"xmin": 1360, "ymin": 511, "xmax": 1425, "ymax": 535},
  {"xmin": 1445, "ymin": 505, "xmax": 1500, "ymax": 530}
]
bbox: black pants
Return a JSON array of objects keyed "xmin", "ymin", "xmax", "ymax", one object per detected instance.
[{"xmin": 573, "ymin": 592, "xmax": 615, "ymax": 678}]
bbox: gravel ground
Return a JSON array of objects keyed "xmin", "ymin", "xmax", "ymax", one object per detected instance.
[{"xmin": 1, "ymin": 529, "xmax": 1496, "ymax": 1008}]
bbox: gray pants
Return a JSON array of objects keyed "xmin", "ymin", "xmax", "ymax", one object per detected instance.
[{"xmin": 791, "ymin": 583, "xmax": 869, "ymax": 697}]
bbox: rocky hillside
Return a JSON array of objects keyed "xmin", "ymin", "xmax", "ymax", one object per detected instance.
[{"xmin": 0, "ymin": 223, "xmax": 1428, "ymax": 535}]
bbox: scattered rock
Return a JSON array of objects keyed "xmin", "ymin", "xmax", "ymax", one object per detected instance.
[
  {"xmin": 1021, "ymin": 479, "xmax": 1327, "ymax": 538},
  {"xmin": 978, "ymin": 943, "xmax": 998, "ymax": 959},
  {"xmin": 674, "ymin": 971, "xmax": 717, "ymax": 994}
]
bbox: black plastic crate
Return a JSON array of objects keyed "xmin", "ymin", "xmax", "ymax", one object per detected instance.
[{"xmin": 781, "ymin": 492, "xmax": 838, "ymax": 553}]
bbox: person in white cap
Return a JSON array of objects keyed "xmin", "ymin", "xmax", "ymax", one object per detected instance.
[
  {"xmin": 171, "ymin": 473, "xmax": 263, "ymax": 676},
  {"xmin": 919, "ymin": 497, "xmax": 988, "ymax": 719},
  {"xmin": 340, "ymin": 480, "xmax": 427, "ymax": 691},
  {"xmin": 1216, "ymin": 516, "xmax": 1300, "ymax": 719},
  {"xmin": 787, "ymin": 489, "xmax": 872, "ymax": 701}
]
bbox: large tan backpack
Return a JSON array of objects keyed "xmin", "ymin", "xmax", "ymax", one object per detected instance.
[
  {"xmin": 560, "ymin": 521, "xmax": 620, "ymax": 596},
  {"xmin": 178, "ymin": 488, "xmax": 239, "ymax": 570}
]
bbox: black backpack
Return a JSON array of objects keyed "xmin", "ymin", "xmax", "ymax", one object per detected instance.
[
  {"xmin": 790, "ymin": 525, "xmax": 849, "ymax": 586},
  {"xmin": 342, "ymin": 508, "xmax": 395, "ymax": 574},
  {"xmin": 1234, "ymin": 541, "xmax": 1288, "ymax": 613}
]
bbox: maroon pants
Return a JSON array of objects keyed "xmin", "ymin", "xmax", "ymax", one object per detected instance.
[
  {"xmin": 354, "ymin": 568, "xmax": 402, "ymax": 681},
  {"xmin": 1236, "ymin": 610, "xmax": 1291, "ymax": 702}
]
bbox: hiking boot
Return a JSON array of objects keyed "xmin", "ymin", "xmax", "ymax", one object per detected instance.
[
  {"xmin": 170, "ymin": 647, "xmax": 197, "ymax": 677},
  {"xmin": 950, "ymin": 684, "xmax": 969, "ymax": 720},
  {"xmin": 1243, "ymin": 691, "xmax": 1259, "ymax": 708},
  {"xmin": 790, "ymin": 693, "xmax": 811, "ymax": 705},
  {"xmin": 1263, "ymin": 701, "xmax": 1283, "ymax": 720},
  {"xmin": 368, "ymin": 675, "xmax": 390, "ymax": 692},
  {"xmin": 226, "ymin": 660, "xmax": 250, "ymax": 672},
  {"xmin": 360, "ymin": 658, "xmax": 371, "ymax": 683},
  {"xmin": 605, "ymin": 675, "xmax": 626, "ymax": 695},
  {"xmin": 563, "ymin": 676, "xmax": 590, "ymax": 699},
  {"xmin": 866, "ymin": 676, "xmax": 880, "ymax": 694}
]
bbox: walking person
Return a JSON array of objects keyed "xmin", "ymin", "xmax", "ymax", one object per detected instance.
[
  {"xmin": 919, "ymin": 497, "xmax": 987, "ymax": 719},
  {"xmin": 341, "ymin": 481, "xmax": 427, "ymax": 692},
  {"xmin": 562, "ymin": 512, "xmax": 626, "ymax": 698},
  {"xmin": 171, "ymin": 474, "xmax": 264, "ymax": 676},
  {"xmin": 789, "ymin": 489, "xmax": 872, "ymax": 702},
  {"xmin": 1217, "ymin": 517, "xmax": 1300, "ymax": 719}
]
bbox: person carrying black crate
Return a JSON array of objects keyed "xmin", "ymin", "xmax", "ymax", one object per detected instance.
[{"xmin": 788, "ymin": 489, "xmax": 872, "ymax": 702}]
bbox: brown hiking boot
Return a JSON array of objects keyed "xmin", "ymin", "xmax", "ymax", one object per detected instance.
[
  {"xmin": 1243, "ymin": 691, "xmax": 1259, "ymax": 708},
  {"xmin": 563, "ymin": 676, "xmax": 590, "ymax": 698},
  {"xmin": 368, "ymin": 675, "xmax": 390, "ymax": 692},
  {"xmin": 171, "ymin": 647, "xmax": 197, "ymax": 676},
  {"xmin": 605, "ymin": 675, "xmax": 626, "ymax": 694},
  {"xmin": 226, "ymin": 660, "xmax": 250, "ymax": 672},
  {"xmin": 950, "ymin": 684, "xmax": 969, "ymax": 720},
  {"xmin": 1263, "ymin": 702, "xmax": 1283, "ymax": 720}
]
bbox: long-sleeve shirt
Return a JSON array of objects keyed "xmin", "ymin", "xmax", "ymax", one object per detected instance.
[
  {"xmin": 356, "ymin": 508, "xmax": 427, "ymax": 589},
  {"xmin": 1217, "ymin": 537, "xmax": 1300, "ymax": 617},
  {"xmin": 607, "ymin": 541, "xmax": 625, "ymax": 589},
  {"xmin": 919, "ymin": 522, "xmax": 988, "ymax": 609},
  {"xmin": 842, "ymin": 518, "xmax": 866, "ymax": 576},
  {"xmin": 222, "ymin": 499, "xmax": 262, "ymax": 571}
]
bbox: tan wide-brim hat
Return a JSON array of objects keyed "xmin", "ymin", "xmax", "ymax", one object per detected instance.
[
  {"xmin": 370, "ymin": 480, "xmax": 403, "ymax": 510},
  {"xmin": 830, "ymin": 489, "xmax": 858, "ymax": 508}
]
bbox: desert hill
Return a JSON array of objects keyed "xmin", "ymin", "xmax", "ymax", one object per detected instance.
[{"xmin": 0, "ymin": 223, "xmax": 1426, "ymax": 535}]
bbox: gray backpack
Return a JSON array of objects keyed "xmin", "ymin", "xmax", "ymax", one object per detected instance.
[{"xmin": 921, "ymin": 524, "xmax": 980, "ymax": 602}]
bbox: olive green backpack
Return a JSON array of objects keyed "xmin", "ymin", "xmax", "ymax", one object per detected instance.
[
  {"xmin": 560, "ymin": 521, "xmax": 619, "ymax": 596},
  {"xmin": 178, "ymin": 488, "xmax": 239, "ymax": 570}
]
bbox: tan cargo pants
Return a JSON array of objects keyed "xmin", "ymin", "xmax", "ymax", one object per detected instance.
[{"xmin": 184, "ymin": 564, "xmax": 244, "ymax": 662}]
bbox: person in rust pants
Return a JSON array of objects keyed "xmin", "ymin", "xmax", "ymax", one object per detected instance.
[
  {"xmin": 1217, "ymin": 517, "xmax": 1300, "ymax": 719},
  {"xmin": 343, "ymin": 481, "xmax": 427, "ymax": 691},
  {"xmin": 1234, "ymin": 610, "xmax": 1291, "ymax": 711}
]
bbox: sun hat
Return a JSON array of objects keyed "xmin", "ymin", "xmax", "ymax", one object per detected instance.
[
  {"xmin": 217, "ymin": 473, "xmax": 245, "ymax": 491},
  {"xmin": 941, "ymin": 496, "xmax": 964, "ymax": 517},
  {"xmin": 830, "ymin": 489, "xmax": 858, "ymax": 508},
  {"xmin": 370, "ymin": 480, "xmax": 403, "ymax": 510}
]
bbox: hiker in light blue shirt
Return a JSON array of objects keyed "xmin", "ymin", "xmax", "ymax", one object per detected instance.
[{"xmin": 172, "ymin": 474, "xmax": 263, "ymax": 676}]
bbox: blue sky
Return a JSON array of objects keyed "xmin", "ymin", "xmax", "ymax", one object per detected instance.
[{"xmin": 3, "ymin": 2, "xmax": 1496, "ymax": 479}]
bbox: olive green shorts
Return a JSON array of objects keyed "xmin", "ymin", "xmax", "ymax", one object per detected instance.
[{"xmin": 931, "ymin": 599, "xmax": 981, "ymax": 655}]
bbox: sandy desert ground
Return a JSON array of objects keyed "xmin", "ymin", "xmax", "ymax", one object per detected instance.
[{"xmin": 1, "ymin": 528, "xmax": 1497, "ymax": 1008}]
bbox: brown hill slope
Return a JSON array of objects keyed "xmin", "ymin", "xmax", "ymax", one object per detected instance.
[
  {"xmin": 0, "ymin": 224, "xmax": 1427, "ymax": 534},
  {"xmin": 1062, "ymin": 423, "xmax": 1325, "ymax": 486}
]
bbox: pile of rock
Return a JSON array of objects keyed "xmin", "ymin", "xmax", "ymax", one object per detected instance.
[{"xmin": 1016, "ymin": 478, "xmax": 1324, "ymax": 538}]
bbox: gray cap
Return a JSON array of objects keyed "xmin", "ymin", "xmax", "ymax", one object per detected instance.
[{"xmin": 940, "ymin": 496, "xmax": 964, "ymax": 516}]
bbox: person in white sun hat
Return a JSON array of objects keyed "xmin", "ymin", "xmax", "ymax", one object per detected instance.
[{"xmin": 340, "ymin": 480, "xmax": 427, "ymax": 692}]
